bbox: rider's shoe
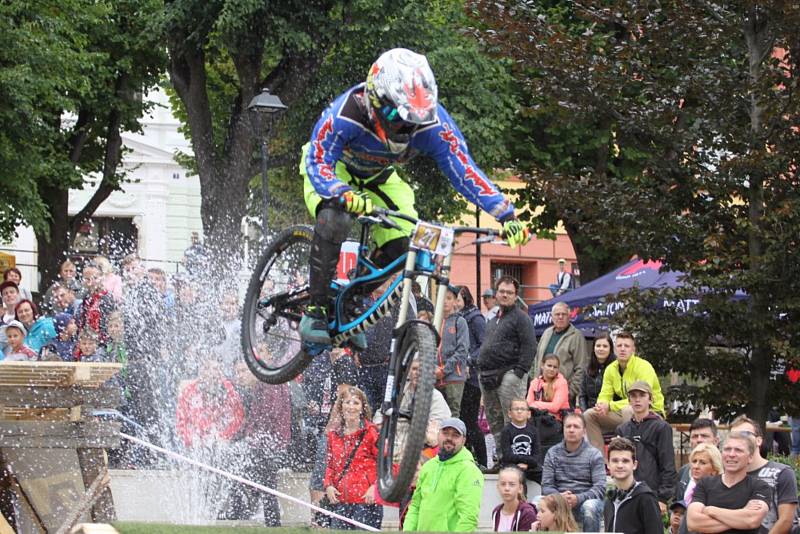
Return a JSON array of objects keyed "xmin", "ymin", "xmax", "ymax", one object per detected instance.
[{"xmin": 300, "ymin": 306, "xmax": 332, "ymax": 347}]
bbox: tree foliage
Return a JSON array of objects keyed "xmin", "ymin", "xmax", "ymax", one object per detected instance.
[
  {"xmin": 474, "ymin": 1, "xmax": 800, "ymax": 422},
  {"xmin": 161, "ymin": 0, "xmax": 520, "ymax": 259},
  {"xmin": 0, "ymin": 0, "xmax": 166, "ymax": 284}
]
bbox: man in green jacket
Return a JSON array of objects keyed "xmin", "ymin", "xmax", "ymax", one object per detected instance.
[
  {"xmin": 403, "ymin": 418, "xmax": 484, "ymax": 532},
  {"xmin": 584, "ymin": 331, "xmax": 664, "ymax": 453}
]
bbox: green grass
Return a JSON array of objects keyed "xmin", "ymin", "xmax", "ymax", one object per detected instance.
[{"xmin": 113, "ymin": 524, "xmax": 316, "ymax": 534}]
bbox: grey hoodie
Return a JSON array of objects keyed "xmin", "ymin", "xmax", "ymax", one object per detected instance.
[{"xmin": 438, "ymin": 312, "xmax": 469, "ymax": 383}]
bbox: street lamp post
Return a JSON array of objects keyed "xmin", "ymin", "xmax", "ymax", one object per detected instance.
[{"xmin": 248, "ymin": 88, "xmax": 287, "ymax": 240}]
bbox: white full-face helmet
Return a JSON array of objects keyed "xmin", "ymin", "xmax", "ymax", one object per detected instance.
[{"xmin": 365, "ymin": 48, "xmax": 438, "ymax": 153}]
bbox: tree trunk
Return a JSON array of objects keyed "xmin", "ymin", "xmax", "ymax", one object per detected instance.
[
  {"xmin": 743, "ymin": 8, "xmax": 770, "ymax": 428},
  {"xmin": 36, "ymin": 185, "xmax": 71, "ymax": 291},
  {"xmin": 564, "ymin": 221, "xmax": 630, "ymax": 283}
]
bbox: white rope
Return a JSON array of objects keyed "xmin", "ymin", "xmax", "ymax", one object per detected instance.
[{"xmin": 118, "ymin": 432, "xmax": 381, "ymax": 531}]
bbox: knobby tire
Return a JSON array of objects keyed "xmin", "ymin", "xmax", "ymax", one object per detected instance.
[
  {"xmin": 241, "ymin": 225, "xmax": 314, "ymax": 384},
  {"xmin": 377, "ymin": 323, "xmax": 437, "ymax": 502}
]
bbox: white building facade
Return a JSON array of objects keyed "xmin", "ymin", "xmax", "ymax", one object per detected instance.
[{"xmin": 1, "ymin": 89, "xmax": 202, "ymax": 292}]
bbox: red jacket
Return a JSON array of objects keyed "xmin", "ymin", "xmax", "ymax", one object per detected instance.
[
  {"xmin": 324, "ymin": 422, "xmax": 379, "ymax": 504},
  {"xmin": 176, "ymin": 378, "xmax": 244, "ymax": 448}
]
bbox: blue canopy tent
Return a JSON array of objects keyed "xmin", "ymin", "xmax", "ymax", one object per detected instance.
[{"xmin": 529, "ymin": 258, "xmax": 694, "ymax": 337}]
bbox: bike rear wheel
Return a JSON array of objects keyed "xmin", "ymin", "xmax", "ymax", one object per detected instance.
[
  {"xmin": 241, "ymin": 225, "xmax": 314, "ymax": 384},
  {"xmin": 377, "ymin": 322, "xmax": 437, "ymax": 502}
]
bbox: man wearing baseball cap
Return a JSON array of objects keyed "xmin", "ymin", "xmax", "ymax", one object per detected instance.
[
  {"xmin": 481, "ymin": 288, "xmax": 498, "ymax": 321},
  {"xmin": 616, "ymin": 380, "xmax": 677, "ymax": 515},
  {"xmin": 403, "ymin": 418, "xmax": 484, "ymax": 532}
]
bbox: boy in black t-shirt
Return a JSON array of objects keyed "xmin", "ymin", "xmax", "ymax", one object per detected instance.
[
  {"xmin": 688, "ymin": 432, "xmax": 771, "ymax": 534},
  {"xmin": 499, "ymin": 398, "xmax": 542, "ymax": 483}
]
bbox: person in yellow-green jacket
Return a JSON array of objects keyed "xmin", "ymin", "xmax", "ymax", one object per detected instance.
[
  {"xmin": 403, "ymin": 418, "xmax": 484, "ymax": 532},
  {"xmin": 584, "ymin": 331, "xmax": 664, "ymax": 454}
]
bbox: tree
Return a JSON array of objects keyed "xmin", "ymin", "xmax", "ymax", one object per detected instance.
[
  {"xmin": 474, "ymin": 1, "xmax": 800, "ymax": 423},
  {"xmin": 161, "ymin": 0, "xmax": 520, "ymax": 264},
  {"xmin": 0, "ymin": 0, "xmax": 166, "ymax": 285}
]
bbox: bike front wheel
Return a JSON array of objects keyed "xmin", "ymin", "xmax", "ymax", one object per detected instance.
[
  {"xmin": 241, "ymin": 225, "xmax": 314, "ymax": 384},
  {"xmin": 377, "ymin": 322, "xmax": 437, "ymax": 502}
]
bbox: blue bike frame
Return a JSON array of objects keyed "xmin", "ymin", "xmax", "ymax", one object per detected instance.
[{"xmin": 329, "ymin": 245, "xmax": 438, "ymax": 339}]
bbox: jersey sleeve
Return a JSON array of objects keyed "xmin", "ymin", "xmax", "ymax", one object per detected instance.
[
  {"xmin": 419, "ymin": 106, "xmax": 515, "ymax": 221},
  {"xmin": 305, "ymin": 96, "xmax": 358, "ymax": 199},
  {"xmin": 750, "ymin": 477, "xmax": 772, "ymax": 505}
]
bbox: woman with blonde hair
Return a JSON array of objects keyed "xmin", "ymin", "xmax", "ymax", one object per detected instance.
[
  {"xmin": 531, "ymin": 493, "xmax": 578, "ymax": 531},
  {"xmin": 323, "ymin": 386, "xmax": 382, "ymax": 529},
  {"xmin": 683, "ymin": 442, "xmax": 722, "ymax": 504},
  {"xmin": 93, "ymin": 256, "xmax": 123, "ymax": 301},
  {"xmin": 674, "ymin": 443, "xmax": 723, "ymax": 534}
]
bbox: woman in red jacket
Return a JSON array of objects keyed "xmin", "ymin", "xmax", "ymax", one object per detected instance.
[{"xmin": 323, "ymin": 386, "xmax": 382, "ymax": 530}]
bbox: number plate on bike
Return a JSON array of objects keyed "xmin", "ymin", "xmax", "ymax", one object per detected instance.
[{"xmin": 410, "ymin": 222, "xmax": 454, "ymax": 256}]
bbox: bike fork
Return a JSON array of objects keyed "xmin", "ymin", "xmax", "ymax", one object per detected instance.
[{"xmin": 381, "ymin": 250, "xmax": 418, "ymax": 414}]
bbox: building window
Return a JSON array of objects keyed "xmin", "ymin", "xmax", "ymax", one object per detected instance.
[
  {"xmin": 491, "ymin": 262, "xmax": 524, "ymax": 286},
  {"xmin": 71, "ymin": 217, "xmax": 138, "ymax": 261}
]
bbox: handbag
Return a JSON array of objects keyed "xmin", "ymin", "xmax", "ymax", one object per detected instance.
[
  {"xmin": 478, "ymin": 406, "xmax": 491, "ymax": 435},
  {"xmin": 478, "ymin": 367, "xmax": 509, "ymax": 391}
]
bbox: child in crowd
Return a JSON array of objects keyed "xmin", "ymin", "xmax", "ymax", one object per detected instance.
[
  {"xmin": 531, "ymin": 493, "xmax": 577, "ymax": 532},
  {"xmin": 668, "ymin": 500, "xmax": 686, "ymax": 534},
  {"xmin": 40, "ymin": 313, "xmax": 77, "ymax": 361},
  {"xmin": 106, "ymin": 311, "xmax": 128, "ymax": 367},
  {"xmin": 75, "ymin": 329, "xmax": 107, "ymax": 362},
  {"xmin": 2, "ymin": 321, "xmax": 37, "ymax": 361},
  {"xmin": 499, "ymin": 398, "xmax": 542, "ymax": 483},
  {"xmin": 491, "ymin": 466, "xmax": 538, "ymax": 532},
  {"xmin": 1, "ymin": 280, "xmax": 20, "ymax": 324}
]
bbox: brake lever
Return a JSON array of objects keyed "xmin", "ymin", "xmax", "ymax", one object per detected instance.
[
  {"xmin": 377, "ymin": 213, "xmax": 402, "ymax": 231},
  {"xmin": 357, "ymin": 215, "xmax": 383, "ymax": 225}
]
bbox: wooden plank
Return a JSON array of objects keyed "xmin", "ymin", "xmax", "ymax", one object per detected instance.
[
  {"xmin": 55, "ymin": 467, "xmax": 110, "ymax": 534},
  {"xmin": 0, "ymin": 407, "xmax": 72, "ymax": 421},
  {"xmin": 0, "ymin": 363, "xmax": 121, "ymax": 389},
  {"xmin": 69, "ymin": 366, "xmax": 92, "ymax": 386},
  {"xmin": 0, "ymin": 385, "xmax": 122, "ymax": 409},
  {"xmin": 0, "ymin": 421, "xmax": 121, "ymax": 449},
  {"xmin": 3, "ymin": 448, "xmax": 88, "ymax": 532},
  {"xmin": 70, "ymin": 524, "xmax": 120, "ymax": 534},
  {"xmin": 77, "ymin": 449, "xmax": 115, "ymax": 523},
  {"xmin": 0, "ymin": 514, "xmax": 13, "ymax": 534}
]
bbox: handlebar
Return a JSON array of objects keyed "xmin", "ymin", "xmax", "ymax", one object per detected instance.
[
  {"xmin": 369, "ymin": 206, "xmax": 505, "ymax": 239},
  {"xmin": 342, "ymin": 194, "xmax": 506, "ymax": 240}
]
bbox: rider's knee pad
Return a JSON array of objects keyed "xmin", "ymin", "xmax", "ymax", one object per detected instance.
[{"xmin": 315, "ymin": 207, "xmax": 352, "ymax": 244}]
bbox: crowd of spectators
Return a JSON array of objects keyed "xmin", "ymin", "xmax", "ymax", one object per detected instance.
[{"xmin": 1, "ymin": 256, "xmax": 799, "ymax": 532}]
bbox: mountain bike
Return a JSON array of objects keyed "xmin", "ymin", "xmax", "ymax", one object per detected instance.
[{"xmin": 241, "ymin": 207, "xmax": 501, "ymax": 501}]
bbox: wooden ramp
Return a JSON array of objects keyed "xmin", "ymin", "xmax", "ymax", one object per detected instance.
[
  {"xmin": 0, "ymin": 362, "xmax": 121, "ymax": 388},
  {"xmin": 0, "ymin": 362, "xmax": 122, "ymax": 532}
]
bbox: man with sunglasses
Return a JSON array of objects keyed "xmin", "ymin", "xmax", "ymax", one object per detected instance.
[{"xmin": 299, "ymin": 47, "xmax": 529, "ymax": 347}]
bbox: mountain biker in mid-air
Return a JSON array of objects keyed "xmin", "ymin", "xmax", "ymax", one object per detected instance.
[{"xmin": 299, "ymin": 47, "xmax": 530, "ymax": 349}]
